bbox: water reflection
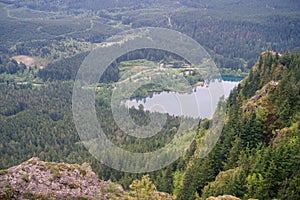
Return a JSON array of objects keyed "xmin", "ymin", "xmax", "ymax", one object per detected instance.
[{"xmin": 124, "ymin": 79, "xmax": 242, "ymax": 119}]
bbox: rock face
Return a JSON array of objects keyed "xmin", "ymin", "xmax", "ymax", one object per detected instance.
[
  {"xmin": 207, "ymin": 195, "xmax": 241, "ymax": 200},
  {"xmin": 0, "ymin": 157, "xmax": 124, "ymax": 199}
]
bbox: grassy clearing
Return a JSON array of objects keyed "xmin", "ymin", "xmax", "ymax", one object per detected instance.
[
  {"xmin": 12, "ymin": 55, "xmax": 35, "ymax": 67},
  {"xmin": 119, "ymin": 59, "xmax": 156, "ymax": 67}
]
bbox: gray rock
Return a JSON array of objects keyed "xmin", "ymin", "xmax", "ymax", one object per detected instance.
[{"xmin": 0, "ymin": 157, "xmax": 125, "ymax": 199}]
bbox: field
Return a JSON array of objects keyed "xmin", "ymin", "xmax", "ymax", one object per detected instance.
[{"xmin": 12, "ymin": 55, "xmax": 35, "ymax": 67}]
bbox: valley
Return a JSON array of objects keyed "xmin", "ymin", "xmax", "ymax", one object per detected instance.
[{"xmin": 0, "ymin": 0, "xmax": 299, "ymax": 199}]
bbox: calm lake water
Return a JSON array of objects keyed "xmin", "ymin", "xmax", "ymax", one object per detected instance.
[{"xmin": 124, "ymin": 77, "xmax": 243, "ymax": 119}]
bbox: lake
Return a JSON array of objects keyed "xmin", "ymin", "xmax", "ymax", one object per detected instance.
[{"xmin": 124, "ymin": 77, "xmax": 243, "ymax": 119}]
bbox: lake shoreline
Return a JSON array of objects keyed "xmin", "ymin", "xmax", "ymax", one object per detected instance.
[
  {"xmin": 124, "ymin": 77, "xmax": 243, "ymax": 119},
  {"xmin": 128, "ymin": 76, "xmax": 245, "ymax": 100}
]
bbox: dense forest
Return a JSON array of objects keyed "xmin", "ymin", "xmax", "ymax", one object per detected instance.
[
  {"xmin": 175, "ymin": 51, "xmax": 300, "ymax": 199},
  {"xmin": 0, "ymin": 0, "xmax": 299, "ymax": 73},
  {"xmin": 0, "ymin": 52, "xmax": 299, "ymax": 199},
  {"xmin": 0, "ymin": 0, "xmax": 299, "ymax": 199}
]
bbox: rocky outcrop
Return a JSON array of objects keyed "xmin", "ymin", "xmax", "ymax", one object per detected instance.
[
  {"xmin": 242, "ymin": 81, "xmax": 277, "ymax": 113},
  {"xmin": 206, "ymin": 195, "xmax": 241, "ymax": 200},
  {"xmin": 0, "ymin": 157, "xmax": 124, "ymax": 199}
]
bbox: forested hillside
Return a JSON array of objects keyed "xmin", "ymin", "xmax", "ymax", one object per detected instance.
[
  {"xmin": 0, "ymin": 0, "xmax": 299, "ymax": 199},
  {"xmin": 175, "ymin": 51, "xmax": 300, "ymax": 199},
  {"xmin": 0, "ymin": 51, "xmax": 299, "ymax": 199},
  {"xmin": 0, "ymin": 79, "xmax": 183, "ymax": 190},
  {"xmin": 0, "ymin": 0, "xmax": 299, "ymax": 75}
]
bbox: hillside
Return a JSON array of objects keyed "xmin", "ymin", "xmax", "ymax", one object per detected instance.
[
  {"xmin": 0, "ymin": 0, "xmax": 299, "ymax": 75},
  {"xmin": 0, "ymin": 0, "xmax": 299, "ymax": 198},
  {"xmin": 0, "ymin": 51, "xmax": 298, "ymax": 200},
  {"xmin": 175, "ymin": 51, "xmax": 300, "ymax": 199},
  {"xmin": 0, "ymin": 157, "xmax": 173, "ymax": 199}
]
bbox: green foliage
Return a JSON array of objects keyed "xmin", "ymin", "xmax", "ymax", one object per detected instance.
[
  {"xmin": 100, "ymin": 182, "xmax": 125, "ymax": 199},
  {"xmin": 157, "ymin": 165, "xmax": 173, "ymax": 194},
  {"xmin": 129, "ymin": 175, "xmax": 157, "ymax": 199},
  {"xmin": 223, "ymin": 137, "xmax": 242, "ymax": 170},
  {"xmin": 0, "ymin": 58, "xmax": 24, "ymax": 75},
  {"xmin": 0, "ymin": 169, "xmax": 8, "ymax": 175},
  {"xmin": 0, "ymin": 79, "xmax": 183, "ymax": 193},
  {"xmin": 245, "ymin": 173, "xmax": 267, "ymax": 199},
  {"xmin": 0, "ymin": 0, "xmax": 299, "ymax": 198},
  {"xmin": 177, "ymin": 148, "xmax": 221, "ymax": 200},
  {"xmin": 22, "ymin": 173, "xmax": 29, "ymax": 182},
  {"xmin": 176, "ymin": 52, "xmax": 300, "ymax": 199},
  {"xmin": 3, "ymin": 183, "xmax": 15, "ymax": 199},
  {"xmin": 37, "ymin": 52, "xmax": 88, "ymax": 81},
  {"xmin": 286, "ymin": 172, "xmax": 300, "ymax": 200},
  {"xmin": 5, "ymin": 49, "xmax": 295, "ymax": 200},
  {"xmin": 202, "ymin": 167, "xmax": 246, "ymax": 199},
  {"xmin": 50, "ymin": 167, "xmax": 61, "ymax": 180},
  {"xmin": 240, "ymin": 112, "xmax": 263, "ymax": 149},
  {"xmin": 127, "ymin": 175, "xmax": 175, "ymax": 200},
  {"xmin": 1, "ymin": 0, "xmax": 299, "ymax": 74},
  {"xmin": 172, "ymin": 170, "xmax": 184, "ymax": 197}
]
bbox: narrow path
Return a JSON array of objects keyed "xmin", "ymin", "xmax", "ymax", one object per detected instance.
[{"xmin": 117, "ymin": 68, "xmax": 158, "ymax": 84}]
